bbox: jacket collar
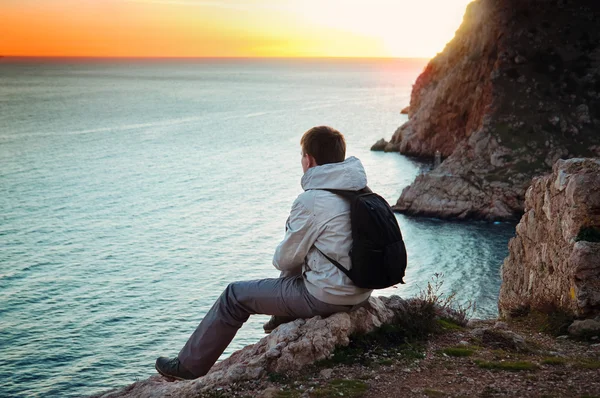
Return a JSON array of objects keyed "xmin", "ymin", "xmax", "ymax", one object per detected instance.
[{"xmin": 301, "ymin": 156, "xmax": 367, "ymax": 191}]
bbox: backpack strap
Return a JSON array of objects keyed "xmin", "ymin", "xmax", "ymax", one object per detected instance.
[
  {"xmin": 311, "ymin": 186, "xmax": 372, "ymax": 279},
  {"xmin": 315, "ymin": 247, "xmax": 353, "ymax": 279}
]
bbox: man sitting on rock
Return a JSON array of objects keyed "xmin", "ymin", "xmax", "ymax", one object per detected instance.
[{"xmin": 156, "ymin": 125, "xmax": 373, "ymax": 380}]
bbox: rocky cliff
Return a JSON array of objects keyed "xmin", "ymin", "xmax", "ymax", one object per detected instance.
[
  {"xmin": 498, "ymin": 158, "xmax": 600, "ymax": 318},
  {"xmin": 383, "ymin": 0, "xmax": 600, "ymax": 220}
]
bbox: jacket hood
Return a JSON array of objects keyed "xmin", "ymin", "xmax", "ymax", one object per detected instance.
[{"xmin": 301, "ymin": 156, "xmax": 367, "ymax": 191}]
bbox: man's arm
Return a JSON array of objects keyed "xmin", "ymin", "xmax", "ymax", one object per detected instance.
[{"xmin": 273, "ymin": 198, "xmax": 318, "ymax": 272}]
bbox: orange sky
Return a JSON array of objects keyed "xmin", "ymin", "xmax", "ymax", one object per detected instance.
[{"xmin": 1, "ymin": 0, "xmax": 473, "ymax": 58}]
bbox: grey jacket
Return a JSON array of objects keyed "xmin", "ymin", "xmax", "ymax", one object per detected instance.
[{"xmin": 272, "ymin": 156, "xmax": 372, "ymax": 305}]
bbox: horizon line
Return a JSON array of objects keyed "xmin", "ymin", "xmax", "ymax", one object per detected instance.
[{"xmin": 0, "ymin": 55, "xmax": 431, "ymax": 61}]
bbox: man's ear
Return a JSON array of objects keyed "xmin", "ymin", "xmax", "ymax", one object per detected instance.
[{"xmin": 307, "ymin": 154, "xmax": 318, "ymax": 168}]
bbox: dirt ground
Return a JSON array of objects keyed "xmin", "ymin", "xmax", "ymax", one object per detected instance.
[{"xmin": 207, "ymin": 318, "xmax": 600, "ymax": 398}]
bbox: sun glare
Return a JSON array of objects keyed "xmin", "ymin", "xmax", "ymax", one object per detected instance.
[
  {"xmin": 289, "ymin": 0, "xmax": 473, "ymax": 58},
  {"xmin": 0, "ymin": 0, "xmax": 473, "ymax": 58}
]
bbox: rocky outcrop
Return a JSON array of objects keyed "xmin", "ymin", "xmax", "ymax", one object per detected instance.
[
  {"xmin": 498, "ymin": 158, "xmax": 600, "ymax": 319},
  {"xmin": 371, "ymin": 138, "xmax": 388, "ymax": 151},
  {"xmin": 384, "ymin": 0, "xmax": 600, "ymax": 220},
  {"xmin": 371, "ymin": 138, "xmax": 401, "ymax": 152},
  {"xmin": 93, "ymin": 296, "xmax": 437, "ymax": 398}
]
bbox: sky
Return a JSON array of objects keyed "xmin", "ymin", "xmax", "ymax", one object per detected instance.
[{"xmin": 1, "ymin": 0, "xmax": 473, "ymax": 58}]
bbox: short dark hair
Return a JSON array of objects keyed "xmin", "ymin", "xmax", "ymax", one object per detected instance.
[{"xmin": 300, "ymin": 126, "xmax": 346, "ymax": 165}]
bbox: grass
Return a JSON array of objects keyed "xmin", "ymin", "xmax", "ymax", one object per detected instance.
[
  {"xmin": 575, "ymin": 360, "xmax": 600, "ymax": 370},
  {"xmin": 274, "ymin": 390, "xmax": 301, "ymax": 398},
  {"xmin": 423, "ymin": 389, "xmax": 447, "ymax": 397},
  {"xmin": 476, "ymin": 360, "xmax": 538, "ymax": 371},
  {"xmin": 312, "ymin": 379, "xmax": 368, "ymax": 398},
  {"xmin": 317, "ymin": 323, "xmax": 410, "ymax": 367},
  {"xmin": 270, "ymin": 376, "xmax": 369, "ymax": 398},
  {"xmin": 318, "ymin": 332, "xmax": 425, "ymax": 368},
  {"xmin": 318, "ymin": 274, "xmax": 465, "ymax": 369},
  {"xmin": 398, "ymin": 344, "xmax": 427, "ymax": 360},
  {"xmin": 539, "ymin": 311, "xmax": 575, "ymax": 337},
  {"xmin": 406, "ymin": 273, "xmax": 473, "ymax": 334},
  {"xmin": 437, "ymin": 318, "xmax": 464, "ymax": 331},
  {"xmin": 510, "ymin": 309, "xmax": 574, "ymax": 337},
  {"xmin": 542, "ymin": 357, "xmax": 567, "ymax": 365}
]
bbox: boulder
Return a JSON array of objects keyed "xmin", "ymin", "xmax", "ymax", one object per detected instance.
[
  {"xmin": 370, "ymin": 138, "xmax": 389, "ymax": 151},
  {"xmin": 93, "ymin": 296, "xmax": 422, "ymax": 398},
  {"xmin": 568, "ymin": 319, "xmax": 600, "ymax": 337},
  {"xmin": 470, "ymin": 327, "xmax": 530, "ymax": 352},
  {"xmin": 498, "ymin": 158, "xmax": 600, "ymax": 318}
]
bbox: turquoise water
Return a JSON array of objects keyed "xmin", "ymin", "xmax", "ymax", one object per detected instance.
[{"xmin": 0, "ymin": 58, "xmax": 515, "ymax": 397}]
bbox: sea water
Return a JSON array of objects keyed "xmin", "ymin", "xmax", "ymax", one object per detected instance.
[{"xmin": 0, "ymin": 58, "xmax": 515, "ymax": 397}]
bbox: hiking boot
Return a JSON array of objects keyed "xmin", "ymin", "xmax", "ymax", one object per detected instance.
[
  {"xmin": 155, "ymin": 357, "xmax": 197, "ymax": 380},
  {"xmin": 263, "ymin": 316, "xmax": 296, "ymax": 334}
]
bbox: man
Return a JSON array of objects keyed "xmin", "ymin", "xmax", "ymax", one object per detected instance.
[{"xmin": 155, "ymin": 126, "xmax": 373, "ymax": 380}]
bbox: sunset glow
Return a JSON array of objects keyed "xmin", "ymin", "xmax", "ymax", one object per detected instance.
[{"xmin": 1, "ymin": 0, "xmax": 473, "ymax": 58}]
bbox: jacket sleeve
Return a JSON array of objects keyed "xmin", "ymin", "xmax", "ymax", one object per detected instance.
[{"xmin": 272, "ymin": 198, "xmax": 318, "ymax": 271}]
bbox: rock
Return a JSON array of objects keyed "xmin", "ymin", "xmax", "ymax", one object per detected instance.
[
  {"xmin": 494, "ymin": 321, "xmax": 509, "ymax": 330},
  {"xmin": 381, "ymin": 0, "xmax": 600, "ymax": 221},
  {"xmin": 576, "ymin": 104, "xmax": 591, "ymax": 125},
  {"xmin": 466, "ymin": 319, "xmax": 485, "ymax": 328},
  {"xmin": 400, "ymin": 106, "xmax": 410, "ymax": 115},
  {"xmin": 259, "ymin": 387, "xmax": 283, "ymax": 398},
  {"xmin": 498, "ymin": 158, "xmax": 600, "ymax": 318},
  {"xmin": 93, "ymin": 296, "xmax": 426, "ymax": 397},
  {"xmin": 470, "ymin": 327, "xmax": 530, "ymax": 352},
  {"xmin": 319, "ymin": 369, "xmax": 333, "ymax": 379},
  {"xmin": 370, "ymin": 138, "xmax": 388, "ymax": 151},
  {"xmin": 514, "ymin": 55, "xmax": 527, "ymax": 64},
  {"xmin": 384, "ymin": 142, "xmax": 401, "ymax": 152},
  {"xmin": 568, "ymin": 319, "xmax": 600, "ymax": 337}
]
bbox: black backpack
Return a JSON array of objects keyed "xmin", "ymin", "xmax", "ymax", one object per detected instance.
[{"xmin": 316, "ymin": 187, "xmax": 407, "ymax": 289}]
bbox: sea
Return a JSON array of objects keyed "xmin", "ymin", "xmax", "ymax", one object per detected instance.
[{"xmin": 0, "ymin": 57, "xmax": 516, "ymax": 397}]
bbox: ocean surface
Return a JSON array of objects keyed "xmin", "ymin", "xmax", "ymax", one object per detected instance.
[{"xmin": 0, "ymin": 58, "xmax": 516, "ymax": 397}]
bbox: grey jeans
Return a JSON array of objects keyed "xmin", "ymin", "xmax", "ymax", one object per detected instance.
[{"xmin": 178, "ymin": 271, "xmax": 359, "ymax": 377}]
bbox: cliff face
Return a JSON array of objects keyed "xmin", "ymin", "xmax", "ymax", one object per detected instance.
[
  {"xmin": 388, "ymin": 0, "xmax": 600, "ymax": 220},
  {"xmin": 498, "ymin": 158, "xmax": 600, "ymax": 318}
]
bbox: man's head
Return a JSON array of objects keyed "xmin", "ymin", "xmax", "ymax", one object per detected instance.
[{"xmin": 300, "ymin": 126, "xmax": 346, "ymax": 173}]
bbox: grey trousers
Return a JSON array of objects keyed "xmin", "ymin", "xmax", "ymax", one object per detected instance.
[{"xmin": 177, "ymin": 272, "xmax": 357, "ymax": 377}]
